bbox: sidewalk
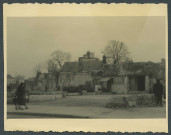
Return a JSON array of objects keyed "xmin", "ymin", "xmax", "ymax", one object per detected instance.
[{"xmin": 7, "ymin": 104, "xmax": 166, "ymax": 119}]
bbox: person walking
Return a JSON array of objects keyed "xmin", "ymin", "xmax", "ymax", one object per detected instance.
[
  {"xmin": 14, "ymin": 84, "xmax": 21, "ymax": 110},
  {"xmin": 15, "ymin": 83, "xmax": 29, "ymax": 110},
  {"xmin": 20, "ymin": 83, "xmax": 29, "ymax": 110},
  {"xmin": 153, "ymin": 79, "xmax": 163, "ymax": 107}
]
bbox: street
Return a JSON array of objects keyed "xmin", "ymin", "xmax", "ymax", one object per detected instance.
[
  {"xmin": 7, "ymin": 104, "xmax": 166, "ymax": 119},
  {"xmin": 7, "ymin": 95, "xmax": 166, "ymax": 119}
]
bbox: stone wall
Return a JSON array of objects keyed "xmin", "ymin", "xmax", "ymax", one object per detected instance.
[
  {"xmin": 111, "ymin": 84, "xmax": 125, "ymax": 94},
  {"xmin": 106, "ymin": 94, "xmax": 156, "ymax": 108},
  {"xmin": 111, "ymin": 76, "xmax": 127, "ymax": 94},
  {"xmin": 29, "ymin": 94, "xmax": 62, "ymax": 102}
]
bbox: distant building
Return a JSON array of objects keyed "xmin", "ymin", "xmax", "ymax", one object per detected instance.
[
  {"xmin": 62, "ymin": 62, "xmax": 78, "ymax": 72},
  {"xmin": 62, "ymin": 52, "xmax": 165, "ymax": 93},
  {"xmin": 110, "ymin": 61, "xmax": 166, "ymax": 94},
  {"xmin": 7, "ymin": 74, "xmax": 16, "ymax": 85},
  {"xmin": 7, "ymin": 74, "xmax": 25, "ymax": 85},
  {"xmin": 60, "ymin": 51, "xmax": 103, "ymax": 90},
  {"xmin": 58, "ymin": 72, "xmax": 93, "ymax": 88},
  {"xmin": 78, "ymin": 51, "xmax": 99, "ymax": 62},
  {"xmin": 56, "ymin": 51, "xmax": 166, "ymax": 94},
  {"xmin": 62, "ymin": 51, "xmax": 102, "ymax": 73},
  {"xmin": 161, "ymin": 58, "xmax": 165, "ymax": 67},
  {"xmin": 102, "ymin": 55, "xmax": 107, "ymax": 64},
  {"xmin": 35, "ymin": 72, "xmax": 57, "ymax": 91}
]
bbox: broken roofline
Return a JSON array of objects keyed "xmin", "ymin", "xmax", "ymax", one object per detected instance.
[
  {"xmin": 117, "ymin": 73, "xmax": 149, "ymax": 77},
  {"xmin": 59, "ymin": 72, "xmax": 91, "ymax": 75},
  {"xmin": 59, "ymin": 71, "xmax": 149, "ymax": 77}
]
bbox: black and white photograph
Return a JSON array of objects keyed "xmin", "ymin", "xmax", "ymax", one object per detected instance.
[{"xmin": 3, "ymin": 3, "xmax": 168, "ymax": 132}]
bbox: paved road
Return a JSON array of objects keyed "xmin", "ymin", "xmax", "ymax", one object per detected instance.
[
  {"xmin": 8, "ymin": 113, "xmax": 88, "ymax": 119},
  {"xmin": 8, "ymin": 114, "xmax": 49, "ymax": 118},
  {"xmin": 7, "ymin": 104, "xmax": 166, "ymax": 119}
]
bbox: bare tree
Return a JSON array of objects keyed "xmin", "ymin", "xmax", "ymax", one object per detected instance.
[
  {"xmin": 51, "ymin": 50, "xmax": 71, "ymax": 69},
  {"xmin": 48, "ymin": 50, "xmax": 71, "ymax": 92},
  {"xmin": 102, "ymin": 40, "xmax": 130, "ymax": 75},
  {"xmin": 47, "ymin": 59, "xmax": 58, "ymax": 73},
  {"xmin": 103, "ymin": 40, "xmax": 130, "ymax": 64}
]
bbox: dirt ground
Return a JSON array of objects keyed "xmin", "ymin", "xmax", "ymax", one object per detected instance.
[
  {"xmin": 7, "ymin": 95, "xmax": 166, "ymax": 119},
  {"xmin": 29, "ymin": 95, "xmax": 113, "ymax": 107}
]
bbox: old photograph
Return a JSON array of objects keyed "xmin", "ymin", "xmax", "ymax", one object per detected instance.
[{"xmin": 3, "ymin": 3, "xmax": 168, "ymax": 132}]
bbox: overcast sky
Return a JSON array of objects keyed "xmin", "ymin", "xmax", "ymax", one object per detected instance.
[{"xmin": 7, "ymin": 17, "xmax": 166, "ymax": 78}]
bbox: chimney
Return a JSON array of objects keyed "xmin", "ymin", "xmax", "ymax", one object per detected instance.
[
  {"xmin": 87, "ymin": 51, "xmax": 90, "ymax": 59},
  {"xmin": 103, "ymin": 55, "xmax": 107, "ymax": 64}
]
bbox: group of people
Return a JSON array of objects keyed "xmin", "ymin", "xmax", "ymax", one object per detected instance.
[{"xmin": 14, "ymin": 82, "xmax": 29, "ymax": 110}]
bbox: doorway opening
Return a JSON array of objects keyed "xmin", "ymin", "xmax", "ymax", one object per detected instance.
[{"xmin": 129, "ymin": 75, "xmax": 145, "ymax": 91}]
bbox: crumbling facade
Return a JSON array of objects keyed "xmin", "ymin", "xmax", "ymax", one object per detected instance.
[
  {"xmin": 62, "ymin": 51, "xmax": 102, "ymax": 73},
  {"xmin": 35, "ymin": 72, "xmax": 57, "ymax": 91},
  {"xmin": 58, "ymin": 72, "xmax": 93, "ymax": 88},
  {"xmin": 61, "ymin": 52, "xmax": 165, "ymax": 94},
  {"xmin": 111, "ymin": 74, "xmax": 150, "ymax": 94},
  {"xmin": 33, "ymin": 51, "xmax": 165, "ymax": 94}
]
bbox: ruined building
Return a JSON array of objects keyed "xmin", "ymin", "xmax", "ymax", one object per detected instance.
[
  {"xmin": 33, "ymin": 50, "xmax": 165, "ymax": 94},
  {"xmin": 61, "ymin": 52, "xmax": 165, "ymax": 94},
  {"xmin": 62, "ymin": 51, "xmax": 102, "ymax": 73},
  {"xmin": 59, "ymin": 51, "xmax": 103, "ymax": 90},
  {"xmin": 35, "ymin": 72, "xmax": 57, "ymax": 91}
]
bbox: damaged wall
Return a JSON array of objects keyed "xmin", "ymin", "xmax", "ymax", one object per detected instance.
[
  {"xmin": 36, "ymin": 73, "xmax": 57, "ymax": 91},
  {"xmin": 58, "ymin": 72, "xmax": 93, "ymax": 88},
  {"xmin": 111, "ymin": 75, "xmax": 150, "ymax": 94},
  {"xmin": 111, "ymin": 76, "xmax": 126, "ymax": 94}
]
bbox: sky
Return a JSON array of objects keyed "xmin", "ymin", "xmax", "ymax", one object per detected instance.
[{"xmin": 7, "ymin": 16, "xmax": 166, "ymax": 78}]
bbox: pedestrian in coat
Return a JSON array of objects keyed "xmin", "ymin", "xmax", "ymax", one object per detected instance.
[
  {"xmin": 153, "ymin": 79, "xmax": 163, "ymax": 107},
  {"xmin": 15, "ymin": 83, "xmax": 29, "ymax": 110},
  {"xmin": 19, "ymin": 83, "xmax": 29, "ymax": 110}
]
